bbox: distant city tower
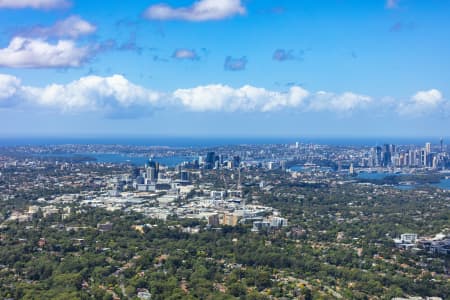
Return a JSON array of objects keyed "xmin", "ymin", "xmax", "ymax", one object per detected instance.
[
  {"xmin": 237, "ymin": 168, "xmax": 241, "ymax": 190},
  {"xmin": 205, "ymin": 152, "xmax": 215, "ymax": 169},
  {"xmin": 425, "ymin": 142, "xmax": 431, "ymax": 155},
  {"xmin": 349, "ymin": 163, "xmax": 355, "ymax": 176}
]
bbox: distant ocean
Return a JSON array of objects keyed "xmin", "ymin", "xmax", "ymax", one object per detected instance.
[{"xmin": 0, "ymin": 137, "xmax": 447, "ymax": 147}]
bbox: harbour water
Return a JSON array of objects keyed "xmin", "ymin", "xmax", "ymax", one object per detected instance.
[
  {"xmin": 357, "ymin": 172, "xmax": 450, "ymax": 191},
  {"xmin": 432, "ymin": 178, "xmax": 450, "ymax": 190}
]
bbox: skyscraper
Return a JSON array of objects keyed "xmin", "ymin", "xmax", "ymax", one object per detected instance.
[
  {"xmin": 376, "ymin": 146, "xmax": 382, "ymax": 166},
  {"xmin": 425, "ymin": 142, "xmax": 431, "ymax": 155},
  {"xmin": 382, "ymin": 144, "xmax": 392, "ymax": 167},
  {"xmin": 146, "ymin": 159, "xmax": 159, "ymax": 182},
  {"xmin": 180, "ymin": 171, "xmax": 190, "ymax": 182},
  {"xmin": 408, "ymin": 150, "xmax": 416, "ymax": 167},
  {"xmin": 232, "ymin": 155, "xmax": 241, "ymax": 168},
  {"xmin": 421, "ymin": 149, "xmax": 427, "ymax": 167},
  {"xmin": 205, "ymin": 152, "xmax": 215, "ymax": 169}
]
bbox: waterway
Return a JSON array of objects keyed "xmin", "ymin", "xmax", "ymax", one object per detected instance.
[{"xmin": 357, "ymin": 172, "xmax": 450, "ymax": 191}]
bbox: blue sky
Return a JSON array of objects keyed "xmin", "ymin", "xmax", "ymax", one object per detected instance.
[{"xmin": 0, "ymin": 0, "xmax": 449, "ymax": 138}]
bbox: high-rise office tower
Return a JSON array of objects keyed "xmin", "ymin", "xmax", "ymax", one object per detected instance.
[
  {"xmin": 131, "ymin": 167, "xmax": 140, "ymax": 179},
  {"xmin": 421, "ymin": 149, "xmax": 427, "ymax": 167},
  {"xmin": 425, "ymin": 142, "xmax": 431, "ymax": 155},
  {"xmin": 382, "ymin": 144, "xmax": 392, "ymax": 167},
  {"xmin": 369, "ymin": 147, "xmax": 376, "ymax": 167},
  {"xmin": 180, "ymin": 171, "xmax": 190, "ymax": 181},
  {"xmin": 205, "ymin": 152, "xmax": 215, "ymax": 169},
  {"xmin": 408, "ymin": 150, "xmax": 416, "ymax": 167},
  {"xmin": 233, "ymin": 155, "xmax": 241, "ymax": 168},
  {"xmin": 440, "ymin": 138, "xmax": 444, "ymax": 153},
  {"xmin": 349, "ymin": 163, "xmax": 355, "ymax": 175},
  {"xmin": 376, "ymin": 146, "xmax": 382, "ymax": 166},
  {"xmin": 146, "ymin": 167, "xmax": 157, "ymax": 182},
  {"xmin": 146, "ymin": 159, "xmax": 159, "ymax": 182},
  {"xmin": 389, "ymin": 144, "xmax": 396, "ymax": 154},
  {"xmin": 280, "ymin": 160, "xmax": 287, "ymax": 171}
]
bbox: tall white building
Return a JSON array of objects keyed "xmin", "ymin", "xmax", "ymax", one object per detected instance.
[{"xmin": 425, "ymin": 142, "xmax": 431, "ymax": 154}]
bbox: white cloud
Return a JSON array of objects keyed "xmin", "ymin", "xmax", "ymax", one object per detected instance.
[
  {"xmin": 1, "ymin": 73, "xmax": 446, "ymax": 119},
  {"xmin": 22, "ymin": 74, "xmax": 162, "ymax": 112},
  {"xmin": 0, "ymin": 74, "xmax": 21, "ymax": 100},
  {"xmin": 173, "ymin": 84, "xmax": 309, "ymax": 112},
  {"xmin": 0, "ymin": 0, "xmax": 70, "ymax": 9},
  {"xmin": 307, "ymin": 91, "xmax": 372, "ymax": 112},
  {"xmin": 0, "ymin": 37, "xmax": 90, "ymax": 68},
  {"xmin": 144, "ymin": 0, "xmax": 245, "ymax": 21},
  {"xmin": 0, "ymin": 74, "xmax": 163, "ymax": 114},
  {"xmin": 26, "ymin": 16, "xmax": 96, "ymax": 38},
  {"xmin": 0, "ymin": 17, "xmax": 96, "ymax": 68},
  {"xmin": 398, "ymin": 89, "xmax": 445, "ymax": 116},
  {"xmin": 412, "ymin": 89, "xmax": 443, "ymax": 105}
]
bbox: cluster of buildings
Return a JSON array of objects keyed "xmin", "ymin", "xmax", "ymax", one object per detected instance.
[
  {"xmin": 363, "ymin": 141, "xmax": 448, "ymax": 169},
  {"xmin": 7, "ymin": 185, "xmax": 288, "ymax": 233},
  {"xmin": 133, "ymin": 159, "xmax": 170, "ymax": 192},
  {"xmin": 80, "ymin": 187, "xmax": 286, "ymax": 231},
  {"xmin": 393, "ymin": 232, "xmax": 450, "ymax": 255},
  {"xmin": 203, "ymin": 151, "xmax": 241, "ymax": 170},
  {"xmin": 5, "ymin": 205, "xmax": 71, "ymax": 223},
  {"xmin": 1, "ymin": 155, "xmax": 287, "ymax": 232},
  {"xmin": 176, "ymin": 151, "xmax": 241, "ymax": 170},
  {"xmin": 251, "ymin": 215, "xmax": 289, "ymax": 232}
]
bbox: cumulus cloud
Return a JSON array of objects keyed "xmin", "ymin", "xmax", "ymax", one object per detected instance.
[
  {"xmin": 2, "ymin": 73, "xmax": 446, "ymax": 118},
  {"xmin": 0, "ymin": 73, "xmax": 381, "ymax": 115},
  {"xmin": 25, "ymin": 16, "xmax": 96, "ymax": 38},
  {"xmin": 144, "ymin": 0, "xmax": 245, "ymax": 21},
  {"xmin": 23, "ymin": 75, "xmax": 162, "ymax": 112},
  {"xmin": 0, "ymin": 74, "xmax": 21, "ymax": 100},
  {"xmin": 398, "ymin": 89, "xmax": 445, "ymax": 116},
  {"xmin": 0, "ymin": 74, "xmax": 25, "ymax": 108},
  {"xmin": 0, "ymin": 0, "xmax": 70, "ymax": 9},
  {"xmin": 0, "ymin": 16, "xmax": 99, "ymax": 68},
  {"xmin": 172, "ymin": 49, "xmax": 198, "ymax": 60},
  {"xmin": 412, "ymin": 89, "xmax": 443, "ymax": 105},
  {"xmin": 307, "ymin": 91, "xmax": 372, "ymax": 113},
  {"xmin": 0, "ymin": 73, "xmax": 164, "ymax": 114},
  {"xmin": 0, "ymin": 37, "xmax": 90, "ymax": 68},
  {"xmin": 173, "ymin": 84, "xmax": 309, "ymax": 112},
  {"xmin": 224, "ymin": 56, "xmax": 247, "ymax": 71}
]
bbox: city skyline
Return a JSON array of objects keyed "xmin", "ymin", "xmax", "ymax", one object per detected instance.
[{"xmin": 1, "ymin": 0, "xmax": 450, "ymax": 137}]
